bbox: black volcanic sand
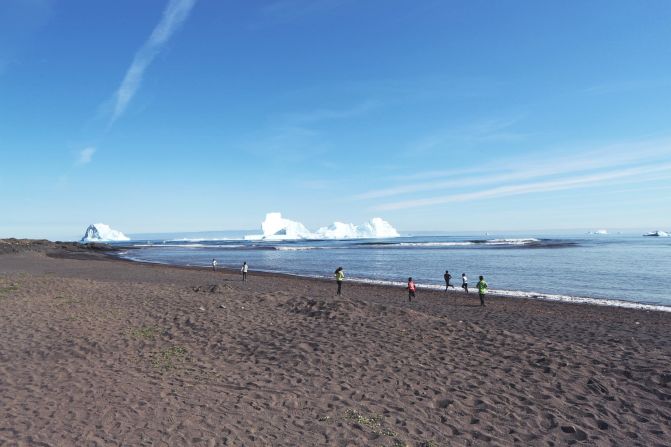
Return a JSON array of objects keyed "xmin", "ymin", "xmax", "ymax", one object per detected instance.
[{"xmin": 0, "ymin": 241, "xmax": 669, "ymax": 446}]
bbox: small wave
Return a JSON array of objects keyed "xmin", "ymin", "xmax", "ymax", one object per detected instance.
[
  {"xmin": 357, "ymin": 238, "xmax": 545, "ymax": 248},
  {"xmin": 132, "ymin": 243, "xmax": 206, "ymax": 248},
  {"xmin": 397, "ymin": 242, "xmax": 475, "ymax": 247},
  {"xmin": 166, "ymin": 237, "xmax": 244, "ymax": 242},
  {"xmin": 490, "ymin": 289, "xmax": 671, "ymax": 313},
  {"xmin": 274, "ymin": 246, "xmax": 319, "ymax": 251},
  {"xmin": 132, "ymin": 243, "xmax": 246, "ymax": 249},
  {"xmin": 483, "ymin": 238, "xmax": 541, "ymax": 245},
  {"xmin": 347, "ymin": 278, "xmax": 671, "ymax": 312}
]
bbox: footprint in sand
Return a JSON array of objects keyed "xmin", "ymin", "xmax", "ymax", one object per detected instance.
[
  {"xmin": 596, "ymin": 420, "xmax": 609, "ymax": 430},
  {"xmin": 561, "ymin": 425, "xmax": 588, "ymax": 441}
]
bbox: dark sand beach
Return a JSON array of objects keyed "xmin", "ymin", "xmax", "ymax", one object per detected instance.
[{"xmin": 1, "ymin": 240, "xmax": 670, "ymax": 446}]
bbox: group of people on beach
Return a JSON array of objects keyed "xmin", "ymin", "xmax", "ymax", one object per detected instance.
[
  {"xmin": 211, "ymin": 259, "xmax": 488, "ymax": 306},
  {"xmin": 334, "ymin": 267, "xmax": 489, "ymax": 307},
  {"xmin": 442, "ymin": 270, "xmax": 488, "ymax": 306},
  {"xmin": 212, "ymin": 258, "xmax": 248, "ymax": 281}
]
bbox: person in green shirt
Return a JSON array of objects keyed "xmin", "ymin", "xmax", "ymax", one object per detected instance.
[
  {"xmin": 335, "ymin": 267, "xmax": 344, "ymax": 295},
  {"xmin": 477, "ymin": 275, "xmax": 488, "ymax": 307}
]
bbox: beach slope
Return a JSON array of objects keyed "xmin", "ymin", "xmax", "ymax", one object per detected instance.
[{"xmin": 0, "ymin": 243, "xmax": 669, "ymax": 446}]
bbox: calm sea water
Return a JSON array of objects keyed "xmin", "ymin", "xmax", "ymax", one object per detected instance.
[{"xmin": 115, "ymin": 233, "xmax": 671, "ymax": 309}]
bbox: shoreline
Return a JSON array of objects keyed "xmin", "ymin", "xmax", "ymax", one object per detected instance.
[
  {"xmin": 1, "ymin": 245, "xmax": 670, "ymax": 445},
  {"xmin": 112, "ymin": 250, "xmax": 671, "ymax": 314}
]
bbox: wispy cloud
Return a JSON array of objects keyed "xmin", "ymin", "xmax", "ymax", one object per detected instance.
[
  {"xmin": 280, "ymin": 100, "xmax": 380, "ymax": 124},
  {"xmin": 581, "ymin": 79, "xmax": 670, "ymax": 95},
  {"xmin": 359, "ymin": 137, "xmax": 671, "ymax": 200},
  {"xmin": 408, "ymin": 116, "xmax": 528, "ymax": 155},
  {"xmin": 375, "ymin": 163, "xmax": 671, "ymax": 211},
  {"xmin": 357, "ymin": 137, "xmax": 671, "ymax": 211},
  {"xmin": 76, "ymin": 146, "xmax": 96, "ymax": 165},
  {"xmin": 110, "ymin": 0, "xmax": 196, "ymax": 123}
]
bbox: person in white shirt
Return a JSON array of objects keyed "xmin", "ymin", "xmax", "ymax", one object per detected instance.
[
  {"xmin": 461, "ymin": 273, "xmax": 469, "ymax": 294},
  {"xmin": 241, "ymin": 262, "xmax": 248, "ymax": 281},
  {"xmin": 212, "ymin": 259, "xmax": 217, "ymax": 272}
]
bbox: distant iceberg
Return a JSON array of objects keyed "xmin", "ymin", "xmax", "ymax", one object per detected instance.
[
  {"xmin": 81, "ymin": 223, "xmax": 130, "ymax": 242},
  {"xmin": 643, "ymin": 230, "xmax": 669, "ymax": 237},
  {"xmin": 245, "ymin": 212, "xmax": 400, "ymax": 240},
  {"xmin": 259, "ymin": 213, "xmax": 312, "ymax": 240},
  {"xmin": 587, "ymin": 229, "xmax": 608, "ymax": 235}
]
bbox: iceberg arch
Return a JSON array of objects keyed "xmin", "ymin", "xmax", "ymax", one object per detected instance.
[{"xmin": 81, "ymin": 223, "xmax": 130, "ymax": 242}]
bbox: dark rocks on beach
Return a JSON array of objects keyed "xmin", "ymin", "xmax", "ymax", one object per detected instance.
[
  {"xmin": 0, "ymin": 238, "xmax": 53, "ymax": 254},
  {"xmin": 0, "ymin": 238, "xmax": 116, "ymax": 255},
  {"xmin": 193, "ymin": 284, "xmax": 230, "ymax": 293},
  {"xmin": 658, "ymin": 372, "xmax": 671, "ymax": 387}
]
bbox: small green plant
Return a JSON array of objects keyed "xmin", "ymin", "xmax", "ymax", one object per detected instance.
[
  {"xmin": 0, "ymin": 284, "xmax": 19, "ymax": 295},
  {"xmin": 345, "ymin": 408, "xmax": 382, "ymax": 427},
  {"xmin": 151, "ymin": 346, "xmax": 187, "ymax": 370},
  {"xmin": 343, "ymin": 408, "xmax": 400, "ymax": 441},
  {"xmin": 419, "ymin": 441, "xmax": 438, "ymax": 447},
  {"xmin": 372, "ymin": 427, "xmax": 397, "ymax": 437},
  {"xmin": 344, "ymin": 408, "xmax": 383, "ymax": 428},
  {"xmin": 131, "ymin": 326, "xmax": 160, "ymax": 340}
]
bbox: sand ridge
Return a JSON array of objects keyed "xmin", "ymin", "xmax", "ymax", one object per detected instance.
[{"xmin": 0, "ymin": 250, "xmax": 670, "ymax": 446}]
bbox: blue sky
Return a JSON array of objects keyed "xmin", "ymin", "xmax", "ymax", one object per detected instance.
[{"xmin": 1, "ymin": 0, "xmax": 670, "ymax": 240}]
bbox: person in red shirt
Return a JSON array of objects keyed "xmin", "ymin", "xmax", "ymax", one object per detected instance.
[{"xmin": 407, "ymin": 277, "xmax": 416, "ymax": 302}]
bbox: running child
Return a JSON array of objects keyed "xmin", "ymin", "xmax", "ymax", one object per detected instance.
[
  {"xmin": 444, "ymin": 270, "xmax": 455, "ymax": 291},
  {"xmin": 407, "ymin": 277, "xmax": 416, "ymax": 302},
  {"xmin": 462, "ymin": 273, "xmax": 469, "ymax": 294}
]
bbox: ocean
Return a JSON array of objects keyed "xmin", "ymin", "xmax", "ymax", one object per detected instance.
[{"xmin": 113, "ymin": 231, "xmax": 671, "ymax": 311}]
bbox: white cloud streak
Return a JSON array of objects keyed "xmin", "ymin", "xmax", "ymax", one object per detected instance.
[
  {"xmin": 111, "ymin": 0, "xmax": 196, "ymax": 123},
  {"xmin": 77, "ymin": 146, "xmax": 96, "ymax": 165},
  {"xmin": 408, "ymin": 116, "xmax": 528, "ymax": 155},
  {"xmin": 359, "ymin": 138, "xmax": 671, "ymax": 200},
  {"xmin": 374, "ymin": 163, "xmax": 671, "ymax": 211}
]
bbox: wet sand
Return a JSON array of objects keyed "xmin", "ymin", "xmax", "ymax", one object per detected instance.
[{"xmin": 0, "ymin": 244, "xmax": 670, "ymax": 446}]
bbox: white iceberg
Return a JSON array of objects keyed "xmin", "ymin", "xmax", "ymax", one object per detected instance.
[
  {"xmin": 260, "ymin": 212, "xmax": 312, "ymax": 240},
  {"xmin": 587, "ymin": 229, "xmax": 608, "ymax": 235},
  {"xmin": 245, "ymin": 212, "xmax": 400, "ymax": 240},
  {"xmin": 316, "ymin": 218, "xmax": 400, "ymax": 239},
  {"xmin": 643, "ymin": 230, "xmax": 669, "ymax": 237},
  {"xmin": 81, "ymin": 223, "xmax": 130, "ymax": 242}
]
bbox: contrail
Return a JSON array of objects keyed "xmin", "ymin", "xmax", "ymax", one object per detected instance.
[{"xmin": 111, "ymin": 0, "xmax": 196, "ymax": 124}]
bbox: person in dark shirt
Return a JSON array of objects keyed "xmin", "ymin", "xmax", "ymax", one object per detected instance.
[{"xmin": 444, "ymin": 270, "xmax": 455, "ymax": 292}]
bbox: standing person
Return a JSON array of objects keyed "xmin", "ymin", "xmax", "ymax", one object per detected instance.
[
  {"xmin": 335, "ymin": 267, "xmax": 344, "ymax": 295},
  {"xmin": 461, "ymin": 273, "xmax": 469, "ymax": 294},
  {"xmin": 212, "ymin": 258, "xmax": 217, "ymax": 272},
  {"xmin": 477, "ymin": 275, "xmax": 488, "ymax": 307},
  {"xmin": 241, "ymin": 262, "xmax": 248, "ymax": 282},
  {"xmin": 444, "ymin": 270, "xmax": 454, "ymax": 291},
  {"xmin": 407, "ymin": 277, "xmax": 416, "ymax": 302}
]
